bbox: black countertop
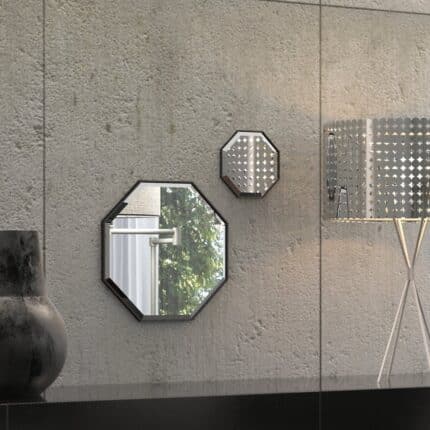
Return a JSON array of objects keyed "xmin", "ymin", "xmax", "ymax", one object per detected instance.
[
  {"xmin": 2, "ymin": 372, "xmax": 430, "ymax": 406},
  {"xmin": 3, "ymin": 375, "xmax": 430, "ymax": 429},
  {"xmin": 1, "ymin": 376, "xmax": 319, "ymax": 405}
]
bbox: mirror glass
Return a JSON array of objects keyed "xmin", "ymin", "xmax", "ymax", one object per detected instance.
[{"xmin": 103, "ymin": 181, "xmax": 227, "ymax": 320}]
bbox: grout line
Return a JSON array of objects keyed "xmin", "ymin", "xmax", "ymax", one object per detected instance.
[
  {"xmin": 5, "ymin": 405, "xmax": 9, "ymax": 430},
  {"xmin": 42, "ymin": 0, "xmax": 46, "ymax": 275},
  {"xmin": 259, "ymin": 0, "xmax": 430, "ymax": 17},
  {"xmin": 318, "ymin": 1, "xmax": 323, "ymax": 429},
  {"xmin": 258, "ymin": 0, "xmax": 320, "ymax": 6},
  {"xmin": 320, "ymin": 3, "xmax": 430, "ymax": 17}
]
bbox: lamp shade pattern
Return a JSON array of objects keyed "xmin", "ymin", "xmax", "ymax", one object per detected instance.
[{"xmin": 323, "ymin": 118, "xmax": 430, "ymax": 221}]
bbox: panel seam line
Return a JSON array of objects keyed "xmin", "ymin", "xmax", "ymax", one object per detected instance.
[
  {"xmin": 42, "ymin": 0, "xmax": 46, "ymax": 274},
  {"xmin": 259, "ymin": 0, "xmax": 430, "ymax": 17}
]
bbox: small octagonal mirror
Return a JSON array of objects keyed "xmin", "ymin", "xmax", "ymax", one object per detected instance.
[
  {"xmin": 102, "ymin": 181, "xmax": 228, "ymax": 320},
  {"xmin": 221, "ymin": 131, "xmax": 280, "ymax": 198}
]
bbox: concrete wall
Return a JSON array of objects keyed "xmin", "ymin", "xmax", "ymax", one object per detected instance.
[
  {"xmin": 2, "ymin": 0, "xmax": 430, "ymax": 388},
  {"xmin": 0, "ymin": 1, "xmax": 43, "ymax": 232},
  {"xmin": 46, "ymin": 0, "xmax": 320, "ymax": 386},
  {"xmin": 321, "ymin": 6, "xmax": 430, "ymax": 379}
]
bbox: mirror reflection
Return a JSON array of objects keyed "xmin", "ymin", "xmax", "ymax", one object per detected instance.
[{"xmin": 103, "ymin": 182, "xmax": 227, "ymax": 320}]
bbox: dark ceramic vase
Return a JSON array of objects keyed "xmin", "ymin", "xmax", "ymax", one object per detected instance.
[{"xmin": 0, "ymin": 231, "xmax": 67, "ymax": 400}]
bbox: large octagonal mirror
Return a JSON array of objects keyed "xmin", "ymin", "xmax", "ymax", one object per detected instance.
[{"xmin": 102, "ymin": 181, "xmax": 227, "ymax": 320}]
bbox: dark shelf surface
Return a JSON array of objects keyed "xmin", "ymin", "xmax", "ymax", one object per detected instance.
[
  {"xmin": 3, "ymin": 372, "xmax": 430, "ymax": 406},
  {"xmin": 1, "ymin": 376, "xmax": 319, "ymax": 406},
  {"xmin": 3, "ymin": 375, "xmax": 430, "ymax": 429},
  {"xmin": 7, "ymin": 392, "xmax": 318, "ymax": 430},
  {"xmin": 2, "ymin": 372, "xmax": 430, "ymax": 407},
  {"xmin": 323, "ymin": 372, "xmax": 430, "ymax": 392}
]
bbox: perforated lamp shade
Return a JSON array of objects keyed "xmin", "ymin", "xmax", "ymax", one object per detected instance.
[
  {"xmin": 323, "ymin": 117, "xmax": 430, "ymax": 384},
  {"xmin": 323, "ymin": 118, "xmax": 430, "ymax": 221}
]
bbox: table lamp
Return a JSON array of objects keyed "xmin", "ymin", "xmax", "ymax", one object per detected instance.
[{"xmin": 323, "ymin": 117, "xmax": 430, "ymax": 384}]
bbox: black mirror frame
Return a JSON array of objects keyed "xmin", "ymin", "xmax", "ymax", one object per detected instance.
[
  {"xmin": 101, "ymin": 180, "xmax": 228, "ymax": 322},
  {"xmin": 220, "ymin": 130, "xmax": 280, "ymax": 198}
]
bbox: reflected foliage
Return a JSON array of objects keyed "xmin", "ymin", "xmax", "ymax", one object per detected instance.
[{"xmin": 159, "ymin": 187, "xmax": 224, "ymax": 315}]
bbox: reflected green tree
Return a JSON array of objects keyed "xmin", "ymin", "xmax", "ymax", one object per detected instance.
[{"xmin": 159, "ymin": 187, "xmax": 225, "ymax": 315}]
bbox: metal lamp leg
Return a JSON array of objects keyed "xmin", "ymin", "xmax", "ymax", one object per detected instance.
[{"xmin": 377, "ymin": 218, "xmax": 430, "ymax": 386}]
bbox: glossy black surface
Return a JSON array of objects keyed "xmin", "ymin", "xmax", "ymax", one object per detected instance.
[
  {"xmin": 322, "ymin": 372, "xmax": 430, "ymax": 392},
  {"xmin": 322, "ymin": 387, "xmax": 430, "ymax": 430},
  {"xmin": 0, "ymin": 373, "xmax": 430, "ymax": 407},
  {"xmin": 47, "ymin": 377, "xmax": 318, "ymax": 404},
  {"xmin": 0, "ymin": 377, "xmax": 318, "ymax": 405},
  {"xmin": 0, "ymin": 231, "xmax": 67, "ymax": 400},
  {"xmin": 8, "ymin": 393, "xmax": 318, "ymax": 430},
  {"xmin": 0, "ymin": 406, "xmax": 6, "ymax": 430},
  {"xmin": 1, "ymin": 373, "xmax": 430, "ymax": 406},
  {"xmin": 2, "ymin": 377, "xmax": 430, "ymax": 429},
  {"xmin": 7, "ymin": 386, "xmax": 430, "ymax": 430}
]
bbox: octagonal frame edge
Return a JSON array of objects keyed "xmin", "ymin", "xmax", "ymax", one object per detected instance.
[
  {"xmin": 220, "ymin": 130, "xmax": 281, "ymax": 198},
  {"xmin": 101, "ymin": 179, "xmax": 229, "ymax": 322}
]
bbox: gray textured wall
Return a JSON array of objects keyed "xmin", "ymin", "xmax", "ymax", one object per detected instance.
[
  {"xmin": 46, "ymin": 0, "xmax": 320, "ymax": 386},
  {"xmin": 0, "ymin": 1, "xmax": 43, "ymax": 232},
  {"xmin": 322, "ymin": 7, "xmax": 430, "ymax": 379},
  {"xmin": 2, "ymin": 0, "xmax": 430, "ymax": 389}
]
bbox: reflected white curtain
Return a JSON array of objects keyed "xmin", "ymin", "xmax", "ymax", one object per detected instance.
[{"xmin": 110, "ymin": 216, "xmax": 159, "ymax": 315}]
